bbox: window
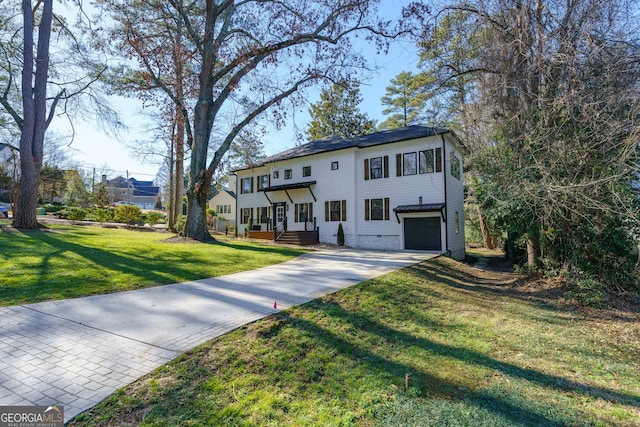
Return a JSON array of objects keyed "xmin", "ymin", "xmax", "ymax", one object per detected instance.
[
  {"xmin": 325, "ymin": 200, "xmax": 347, "ymax": 222},
  {"xmin": 419, "ymin": 149, "xmax": 435, "ymax": 174},
  {"xmin": 227, "ymin": 204, "xmax": 231, "ymax": 213},
  {"xmin": 258, "ymin": 174, "xmax": 269, "ymax": 190},
  {"xmin": 450, "ymin": 152, "xmax": 461, "ymax": 180},
  {"xmin": 295, "ymin": 203, "xmax": 313, "ymax": 223},
  {"xmin": 364, "ymin": 198, "xmax": 390, "ymax": 221},
  {"xmin": 259, "ymin": 206, "xmax": 270, "ymax": 224},
  {"xmin": 435, "ymin": 147, "xmax": 442, "ymax": 172},
  {"xmin": 370, "ymin": 157, "xmax": 383, "ymax": 179},
  {"xmin": 240, "ymin": 207, "xmax": 252, "ymax": 224},
  {"xmin": 284, "ymin": 169, "xmax": 292, "ymax": 180},
  {"xmin": 302, "ymin": 166, "xmax": 311, "ymax": 177},
  {"xmin": 331, "ymin": 161, "xmax": 339, "ymax": 170},
  {"xmin": 364, "ymin": 156, "xmax": 389, "ymax": 180},
  {"xmin": 371, "ymin": 198, "xmax": 384, "ymax": 220},
  {"xmin": 403, "ymin": 152, "xmax": 417, "ymax": 176},
  {"xmin": 273, "ymin": 170, "xmax": 279, "ymax": 179},
  {"xmin": 241, "ymin": 177, "xmax": 253, "ymax": 194},
  {"xmin": 455, "ymin": 211, "xmax": 460, "ymax": 234}
]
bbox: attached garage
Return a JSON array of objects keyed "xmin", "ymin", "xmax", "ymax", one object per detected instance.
[
  {"xmin": 404, "ymin": 217, "xmax": 442, "ymax": 250},
  {"xmin": 393, "ymin": 203, "xmax": 446, "ymax": 251}
]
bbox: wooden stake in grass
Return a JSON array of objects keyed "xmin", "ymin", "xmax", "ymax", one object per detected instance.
[{"xmin": 405, "ymin": 373, "xmax": 410, "ymax": 391}]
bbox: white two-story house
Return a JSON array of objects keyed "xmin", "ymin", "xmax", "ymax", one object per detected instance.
[{"xmin": 233, "ymin": 125, "xmax": 466, "ymax": 259}]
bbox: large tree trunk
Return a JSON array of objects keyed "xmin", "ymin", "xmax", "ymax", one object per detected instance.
[
  {"xmin": 14, "ymin": 0, "xmax": 53, "ymax": 229},
  {"xmin": 172, "ymin": 12, "xmax": 186, "ymax": 232},
  {"xmin": 477, "ymin": 205, "xmax": 495, "ymax": 250},
  {"xmin": 167, "ymin": 131, "xmax": 176, "ymax": 229},
  {"xmin": 181, "ymin": 0, "xmax": 215, "ymax": 242},
  {"xmin": 174, "ymin": 114, "xmax": 185, "ymax": 228},
  {"xmin": 183, "ymin": 188, "xmax": 211, "ymax": 240},
  {"xmin": 527, "ymin": 231, "xmax": 540, "ymax": 268}
]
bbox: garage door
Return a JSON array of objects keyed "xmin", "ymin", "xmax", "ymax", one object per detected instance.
[{"xmin": 404, "ymin": 217, "xmax": 442, "ymax": 250}]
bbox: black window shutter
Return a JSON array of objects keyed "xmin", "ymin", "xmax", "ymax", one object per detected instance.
[
  {"xmin": 364, "ymin": 199, "xmax": 370, "ymax": 221},
  {"xmin": 396, "ymin": 154, "xmax": 402, "ymax": 176},
  {"xmin": 384, "ymin": 198, "xmax": 390, "ymax": 220},
  {"xmin": 342, "ymin": 200, "xmax": 347, "ymax": 221},
  {"xmin": 364, "ymin": 159, "xmax": 369, "ymax": 180},
  {"xmin": 325, "ymin": 201, "xmax": 329, "ymax": 222}
]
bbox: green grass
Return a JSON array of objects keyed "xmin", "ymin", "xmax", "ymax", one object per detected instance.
[
  {"xmin": 0, "ymin": 223, "xmax": 305, "ymax": 306},
  {"xmin": 69, "ymin": 257, "xmax": 640, "ymax": 426}
]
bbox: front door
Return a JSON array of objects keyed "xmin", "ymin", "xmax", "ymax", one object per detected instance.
[{"xmin": 273, "ymin": 203, "xmax": 287, "ymax": 231}]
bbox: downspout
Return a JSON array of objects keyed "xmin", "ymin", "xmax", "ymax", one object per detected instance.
[{"xmin": 441, "ymin": 133, "xmax": 449, "ymax": 255}]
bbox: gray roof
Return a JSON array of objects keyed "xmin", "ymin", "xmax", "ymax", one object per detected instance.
[
  {"xmin": 393, "ymin": 203, "xmax": 445, "ymax": 213},
  {"xmin": 234, "ymin": 126, "xmax": 456, "ymax": 172}
]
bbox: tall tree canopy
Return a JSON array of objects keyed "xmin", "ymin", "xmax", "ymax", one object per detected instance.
[
  {"xmin": 379, "ymin": 71, "xmax": 425, "ymax": 130},
  {"xmin": 99, "ymin": 0, "xmax": 420, "ymax": 241},
  {"xmin": 306, "ymin": 79, "xmax": 377, "ymax": 140},
  {"xmin": 420, "ymin": 0, "xmax": 640, "ymax": 292}
]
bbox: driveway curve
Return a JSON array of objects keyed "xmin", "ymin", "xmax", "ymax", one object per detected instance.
[{"xmin": 0, "ymin": 248, "xmax": 435, "ymax": 422}]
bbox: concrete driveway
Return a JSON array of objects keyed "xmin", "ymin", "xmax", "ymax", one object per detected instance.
[{"xmin": 0, "ymin": 248, "xmax": 435, "ymax": 422}]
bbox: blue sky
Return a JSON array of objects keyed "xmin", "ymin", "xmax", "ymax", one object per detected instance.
[{"xmin": 51, "ymin": 0, "xmax": 422, "ymax": 182}]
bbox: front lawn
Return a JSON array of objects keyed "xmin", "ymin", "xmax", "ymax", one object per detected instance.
[
  {"xmin": 0, "ymin": 223, "xmax": 305, "ymax": 306},
  {"xmin": 69, "ymin": 256, "xmax": 640, "ymax": 426}
]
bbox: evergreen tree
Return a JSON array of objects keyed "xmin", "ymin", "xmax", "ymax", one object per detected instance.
[
  {"xmin": 39, "ymin": 165, "xmax": 65, "ymax": 204},
  {"xmin": 306, "ymin": 79, "xmax": 376, "ymax": 141},
  {"xmin": 379, "ymin": 71, "xmax": 426, "ymax": 130},
  {"xmin": 93, "ymin": 183, "xmax": 111, "ymax": 208}
]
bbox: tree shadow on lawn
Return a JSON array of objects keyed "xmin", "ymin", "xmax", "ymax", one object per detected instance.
[
  {"xmin": 288, "ymin": 298, "xmax": 639, "ymax": 424},
  {"xmin": 2, "ymin": 230, "xmax": 214, "ymax": 302}
]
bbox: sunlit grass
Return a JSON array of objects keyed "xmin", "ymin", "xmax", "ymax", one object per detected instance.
[
  {"xmin": 0, "ymin": 224, "xmax": 305, "ymax": 306},
  {"xmin": 69, "ymin": 257, "xmax": 640, "ymax": 426}
]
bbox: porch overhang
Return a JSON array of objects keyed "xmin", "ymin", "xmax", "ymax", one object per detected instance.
[
  {"xmin": 259, "ymin": 180, "xmax": 317, "ymax": 203},
  {"xmin": 393, "ymin": 203, "xmax": 446, "ymax": 224}
]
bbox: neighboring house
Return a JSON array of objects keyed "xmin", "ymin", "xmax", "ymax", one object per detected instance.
[
  {"xmin": 207, "ymin": 186, "xmax": 237, "ymax": 232},
  {"xmin": 103, "ymin": 175, "xmax": 159, "ymax": 209},
  {"xmin": 233, "ymin": 125, "xmax": 466, "ymax": 259}
]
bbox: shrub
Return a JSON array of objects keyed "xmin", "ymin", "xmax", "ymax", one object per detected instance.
[
  {"xmin": 566, "ymin": 277, "xmax": 608, "ymax": 307},
  {"xmin": 206, "ymin": 208, "xmax": 216, "ymax": 227},
  {"xmin": 337, "ymin": 222, "xmax": 345, "ymax": 246},
  {"xmin": 146, "ymin": 211, "xmax": 164, "ymax": 227},
  {"xmin": 66, "ymin": 207, "xmax": 87, "ymax": 222},
  {"xmin": 113, "ymin": 204, "xmax": 142, "ymax": 225},
  {"xmin": 245, "ymin": 216, "xmax": 252, "ymax": 236},
  {"xmin": 93, "ymin": 208, "xmax": 113, "ymax": 224},
  {"xmin": 175, "ymin": 215, "xmax": 186, "ymax": 233},
  {"xmin": 44, "ymin": 204, "xmax": 66, "ymax": 213}
]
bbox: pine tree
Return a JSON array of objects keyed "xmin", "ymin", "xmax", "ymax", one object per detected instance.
[
  {"xmin": 306, "ymin": 79, "xmax": 376, "ymax": 141},
  {"xmin": 379, "ymin": 71, "xmax": 426, "ymax": 130}
]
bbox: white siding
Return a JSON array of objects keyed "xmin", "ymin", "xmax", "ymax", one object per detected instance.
[
  {"xmin": 234, "ymin": 130, "xmax": 465, "ymax": 255},
  {"xmin": 444, "ymin": 134, "xmax": 466, "ymax": 259},
  {"xmin": 355, "ymin": 136, "xmax": 447, "ymax": 251}
]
